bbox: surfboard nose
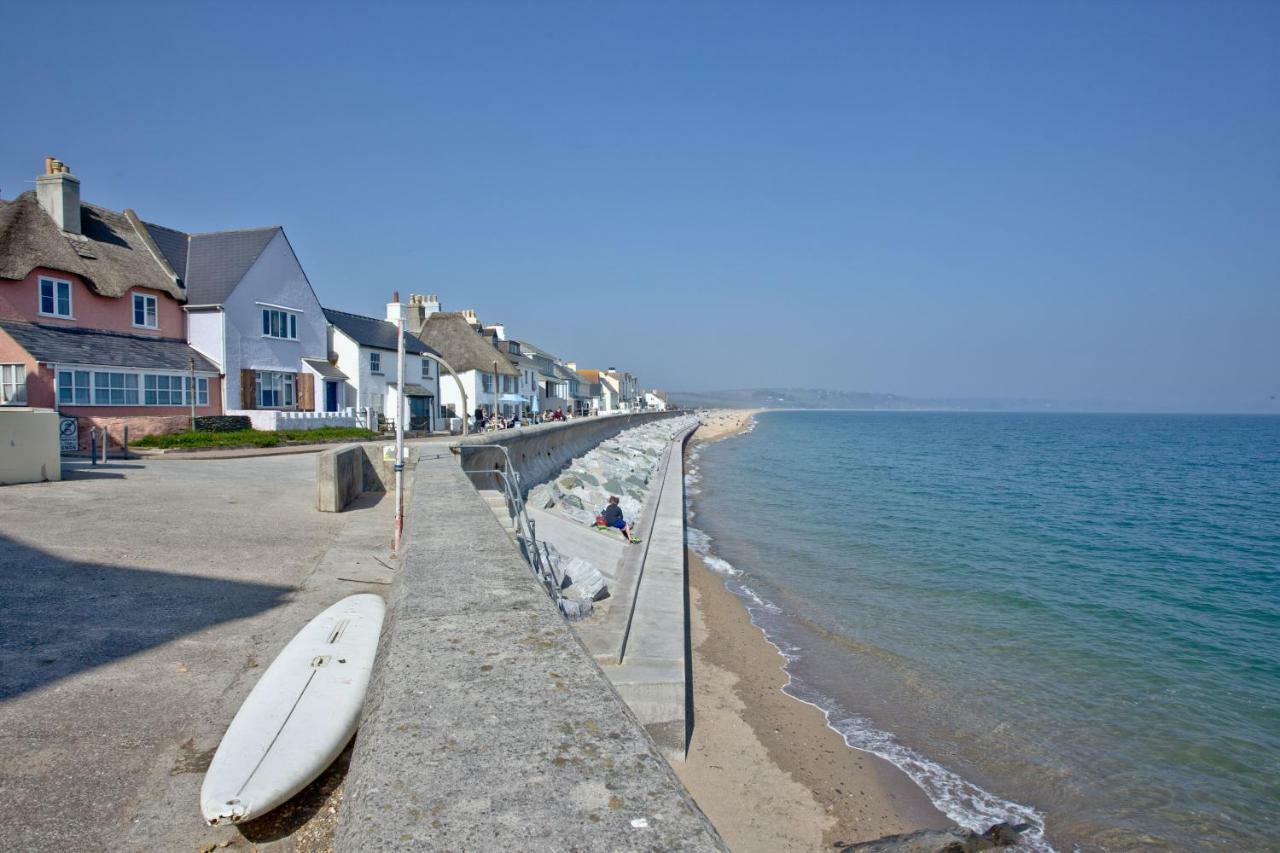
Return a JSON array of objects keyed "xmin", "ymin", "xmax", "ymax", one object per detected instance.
[{"xmin": 203, "ymin": 795, "xmax": 250, "ymax": 825}]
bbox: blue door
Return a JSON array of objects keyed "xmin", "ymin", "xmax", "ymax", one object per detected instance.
[{"xmin": 324, "ymin": 380, "xmax": 340, "ymax": 412}]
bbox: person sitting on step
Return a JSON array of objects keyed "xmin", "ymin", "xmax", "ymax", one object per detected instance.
[{"xmin": 601, "ymin": 495, "xmax": 639, "ymax": 543}]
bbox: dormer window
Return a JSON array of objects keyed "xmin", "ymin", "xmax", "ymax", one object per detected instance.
[
  {"xmin": 133, "ymin": 293, "xmax": 158, "ymax": 329},
  {"xmin": 39, "ymin": 277, "xmax": 72, "ymax": 318}
]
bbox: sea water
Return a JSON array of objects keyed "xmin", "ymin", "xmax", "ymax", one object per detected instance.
[{"xmin": 686, "ymin": 411, "xmax": 1279, "ymax": 851}]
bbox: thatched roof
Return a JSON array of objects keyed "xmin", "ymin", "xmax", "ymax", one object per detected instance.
[
  {"xmin": 414, "ymin": 312, "xmax": 519, "ymax": 376},
  {"xmin": 0, "ymin": 191, "xmax": 184, "ymax": 300}
]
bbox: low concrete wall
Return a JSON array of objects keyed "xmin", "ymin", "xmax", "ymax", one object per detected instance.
[
  {"xmin": 335, "ymin": 456, "xmax": 724, "ymax": 851},
  {"xmin": 611, "ymin": 423, "xmax": 697, "ymax": 762},
  {"xmin": 456, "ymin": 411, "xmax": 677, "ymax": 494},
  {"xmin": 0, "ymin": 408, "xmax": 61, "ymax": 485},
  {"xmin": 316, "ymin": 442, "xmax": 405, "ymax": 512},
  {"xmin": 316, "ymin": 444, "xmax": 365, "ymax": 512}
]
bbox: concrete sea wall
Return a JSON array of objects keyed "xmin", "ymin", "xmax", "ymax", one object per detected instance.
[
  {"xmin": 456, "ymin": 410, "xmax": 677, "ymax": 494},
  {"xmin": 335, "ymin": 421, "xmax": 724, "ymax": 851}
]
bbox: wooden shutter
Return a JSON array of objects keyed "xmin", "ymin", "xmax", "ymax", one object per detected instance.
[
  {"xmin": 240, "ymin": 369, "xmax": 256, "ymax": 409},
  {"xmin": 296, "ymin": 372, "xmax": 314, "ymax": 411}
]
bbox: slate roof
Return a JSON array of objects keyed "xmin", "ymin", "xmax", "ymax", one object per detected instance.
[
  {"xmin": 415, "ymin": 312, "xmax": 519, "ymax": 376},
  {"xmin": 182, "ymin": 228, "xmax": 280, "ymax": 305},
  {"xmin": 325, "ymin": 308, "xmax": 435, "ymax": 355},
  {"xmin": 0, "ymin": 192, "xmax": 184, "ymax": 300},
  {"xmin": 302, "ymin": 357, "xmax": 348, "ymax": 380},
  {"xmin": 0, "ymin": 319, "xmax": 219, "ymax": 373}
]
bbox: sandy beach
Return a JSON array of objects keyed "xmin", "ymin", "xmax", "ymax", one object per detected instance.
[{"xmin": 677, "ymin": 409, "xmax": 950, "ymax": 850}]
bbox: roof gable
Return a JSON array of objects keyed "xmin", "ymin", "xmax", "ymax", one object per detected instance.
[{"xmin": 183, "ymin": 227, "xmax": 279, "ymax": 305}]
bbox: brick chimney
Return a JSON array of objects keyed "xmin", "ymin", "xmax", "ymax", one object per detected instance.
[
  {"xmin": 462, "ymin": 308, "xmax": 479, "ymax": 327},
  {"xmin": 36, "ymin": 157, "xmax": 81, "ymax": 235}
]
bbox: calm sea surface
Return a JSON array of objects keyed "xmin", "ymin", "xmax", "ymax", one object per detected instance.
[{"xmin": 686, "ymin": 411, "xmax": 1279, "ymax": 851}]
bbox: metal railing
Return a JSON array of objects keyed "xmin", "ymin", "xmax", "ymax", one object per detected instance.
[{"xmin": 462, "ymin": 444, "xmax": 561, "ymax": 598}]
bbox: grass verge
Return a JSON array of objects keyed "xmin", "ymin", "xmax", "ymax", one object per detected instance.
[{"xmin": 133, "ymin": 426, "xmax": 377, "ymax": 449}]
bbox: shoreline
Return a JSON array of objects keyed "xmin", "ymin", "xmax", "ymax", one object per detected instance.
[{"xmin": 676, "ymin": 410, "xmax": 951, "ymax": 849}]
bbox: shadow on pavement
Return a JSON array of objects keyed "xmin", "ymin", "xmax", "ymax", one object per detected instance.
[{"xmin": 0, "ymin": 533, "xmax": 292, "ymax": 701}]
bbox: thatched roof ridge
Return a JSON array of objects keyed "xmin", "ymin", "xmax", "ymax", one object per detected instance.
[
  {"xmin": 0, "ymin": 191, "xmax": 184, "ymax": 300},
  {"xmin": 414, "ymin": 312, "xmax": 520, "ymax": 376}
]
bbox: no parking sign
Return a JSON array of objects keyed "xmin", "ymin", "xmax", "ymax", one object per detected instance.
[{"xmin": 59, "ymin": 416, "xmax": 78, "ymax": 453}]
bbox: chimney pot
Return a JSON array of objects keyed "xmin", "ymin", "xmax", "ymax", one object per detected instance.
[{"xmin": 36, "ymin": 157, "xmax": 81, "ymax": 235}]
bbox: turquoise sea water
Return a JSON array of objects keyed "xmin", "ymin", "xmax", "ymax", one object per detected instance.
[{"xmin": 686, "ymin": 412, "xmax": 1279, "ymax": 851}]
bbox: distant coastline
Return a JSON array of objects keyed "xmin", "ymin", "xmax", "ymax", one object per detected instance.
[{"xmin": 670, "ymin": 387, "xmax": 1280, "ymax": 416}]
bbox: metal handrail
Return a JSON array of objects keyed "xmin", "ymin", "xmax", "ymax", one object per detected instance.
[{"xmin": 460, "ymin": 443, "xmax": 560, "ymax": 598}]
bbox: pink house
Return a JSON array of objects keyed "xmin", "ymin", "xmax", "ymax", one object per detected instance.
[{"xmin": 0, "ymin": 158, "xmax": 222, "ymax": 448}]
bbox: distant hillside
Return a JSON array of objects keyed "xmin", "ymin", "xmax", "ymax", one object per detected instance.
[{"xmin": 668, "ymin": 387, "xmax": 1066, "ymax": 412}]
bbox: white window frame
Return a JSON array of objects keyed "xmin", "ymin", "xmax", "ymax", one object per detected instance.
[
  {"xmin": 420, "ymin": 359, "xmax": 431, "ymax": 380},
  {"xmin": 369, "ymin": 352, "xmax": 382, "ymax": 374},
  {"xmin": 143, "ymin": 374, "xmax": 209, "ymax": 406},
  {"xmin": 132, "ymin": 293, "xmax": 159, "ymax": 329},
  {"xmin": 92, "ymin": 371, "xmax": 140, "ymax": 405},
  {"xmin": 39, "ymin": 277, "xmax": 73, "ymax": 319},
  {"xmin": 255, "ymin": 370, "xmax": 296, "ymax": 409},
  {"xmin": 0, "ymin": 363, "xmax": 26, "ymax": 404},
  {"xmin": 261, "ymin": 307, "xmax": 298, "ymax": 340},
  {"xmin": 55, "ymin": 368, "xmax": 210, "ymax": 407}
]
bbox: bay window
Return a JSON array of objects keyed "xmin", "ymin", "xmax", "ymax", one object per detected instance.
[{"xmin": 93, "ymin": 372, "xmax": 140, "ymax": 405}]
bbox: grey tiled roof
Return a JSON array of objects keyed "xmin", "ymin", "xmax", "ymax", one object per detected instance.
[
  {"xmin": 324, "ymin": 309, "xmax": 435, "ymax": 355},
  {"xmin": 184, "ymin": 228, "xmax": 279, "ymax": 305},
  {"xmin": 0, "ymin": 320, "xmax": 219, "ymax": 373},
  {"xmin": 302, "ymin": 357, "xmax": 348, "ymax": 380}
]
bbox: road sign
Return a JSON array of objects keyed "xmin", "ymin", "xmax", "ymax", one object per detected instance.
[{"xmin": 59, "ymin": 416, "xmax": 79, "ymax": 453}]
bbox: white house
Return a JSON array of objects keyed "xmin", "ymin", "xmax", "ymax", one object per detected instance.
[
  {"xmin": 158, "ymin": 225, "xmax": 349, "ymax": 428},
  {"xmin": 325, "ymin": 305, "xmax": 442, "ymax": 432}
]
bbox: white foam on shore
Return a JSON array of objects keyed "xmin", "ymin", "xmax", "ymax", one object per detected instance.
[{"xmin": 683, "ymin": 431, "xmax": 1053, "ymax": 851}]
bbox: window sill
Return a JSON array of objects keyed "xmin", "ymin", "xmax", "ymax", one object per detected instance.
[
  {"xmin": 262, "ymin": 335, "xmax": 299, "ymax": 341},
  {"xmin": 38, "ymin": 312, "xmax": 74, "ymax": 320},
  {"xmin": 132, "ymin": 324, "xmax": 159, "ymax": 331}
]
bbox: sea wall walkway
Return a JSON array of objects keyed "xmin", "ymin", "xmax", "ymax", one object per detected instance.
[{"xmin": 334, "ymin": 420, "xmax": 723, "ymax": 851}]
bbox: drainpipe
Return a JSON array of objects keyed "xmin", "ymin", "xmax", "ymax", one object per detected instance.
[{"xmin": 492, "ymin": 360, "xmax": 498, "ymax": 425}]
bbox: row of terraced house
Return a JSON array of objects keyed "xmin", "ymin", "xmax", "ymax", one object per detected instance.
[{"xmin": 0, "ymin": 159, "xmax": 663, "ymax": 450}]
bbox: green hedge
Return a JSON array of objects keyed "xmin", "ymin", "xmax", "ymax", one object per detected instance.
[{"xmin": 134, "ymin": 426, "xmax": 376, "ymax": 450}]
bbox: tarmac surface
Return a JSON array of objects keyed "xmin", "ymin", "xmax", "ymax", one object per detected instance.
[{"xmin": 0, "ymin": 456, "xmax": 397, "ymax": 852}]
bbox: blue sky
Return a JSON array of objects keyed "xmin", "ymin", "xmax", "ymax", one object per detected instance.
[{"xmin": 2, "ymin": 1, "xmax": 1276, "ymax": 411}]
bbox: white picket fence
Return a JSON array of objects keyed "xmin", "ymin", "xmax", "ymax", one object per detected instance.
[{"xmin": 226, "ymin": 408, "xmax": 361, "ymax": 432}]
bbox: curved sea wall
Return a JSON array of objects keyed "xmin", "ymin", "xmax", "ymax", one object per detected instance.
[
  {"xmin": 456, "ymin": 410, "xmax": 677, "ymax": 494},
  {"xmin": 335, "ymin": 421, "xmax": 723, "ymax": 851}
]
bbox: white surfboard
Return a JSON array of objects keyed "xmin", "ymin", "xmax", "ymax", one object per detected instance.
[{"xmin": 200, "ymin": 594, "xmax": 386, "ymax": 825}]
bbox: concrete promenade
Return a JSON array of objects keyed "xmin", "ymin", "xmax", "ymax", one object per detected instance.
[
  {"xmin": 335, "ymin": 452, "xmax": 724, "ymax": 851},
  {"xmin": 0, "ymin": 456, "xmax": 397, "ymax": 851}
]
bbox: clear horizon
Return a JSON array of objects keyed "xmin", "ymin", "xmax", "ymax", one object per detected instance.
[{"xmin": 2, "ymin": 1, "xmax": 1276, "ymax": 413}]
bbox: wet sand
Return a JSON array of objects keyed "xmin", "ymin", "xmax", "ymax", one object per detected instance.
[{"xmin": 676, "ymin": 410, "xmax": 951, "ymax": 850}]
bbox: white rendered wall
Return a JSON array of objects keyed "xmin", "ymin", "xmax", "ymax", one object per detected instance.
[
  {"xmin": 186, "ymin": 308, "xmax": 225, "ymax": 369},
  {"xmin": 222, "ymin": 232, "xmax": 328, "ymax": 411}
]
